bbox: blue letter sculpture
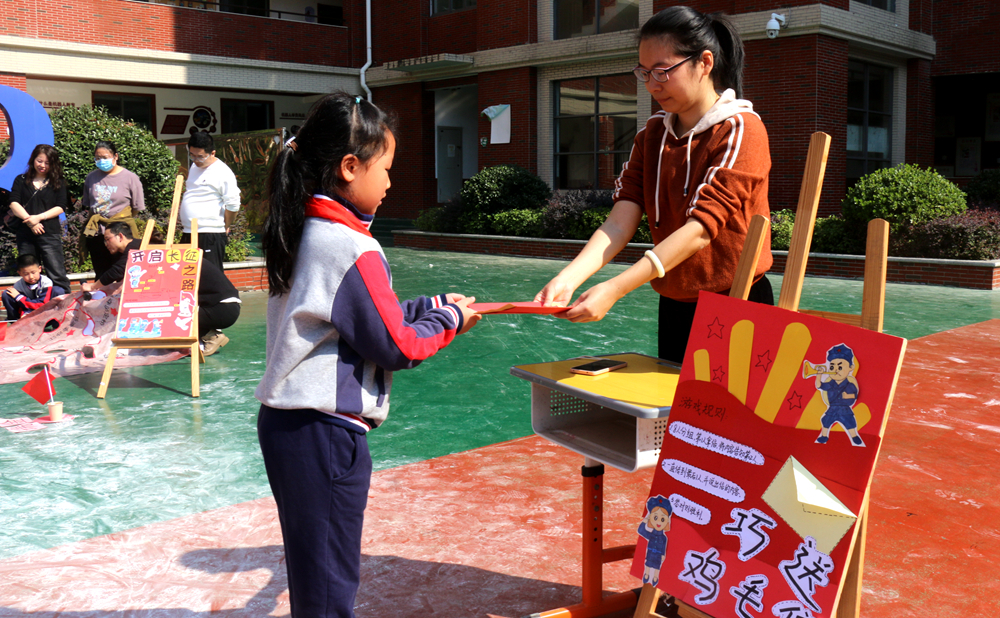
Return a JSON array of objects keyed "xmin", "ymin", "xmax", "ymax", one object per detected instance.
[{"xmin": 0, "ymin": 85, "xmax": 56, "ymax": 191}]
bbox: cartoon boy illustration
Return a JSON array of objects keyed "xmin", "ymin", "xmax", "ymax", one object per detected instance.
[
  {"xmin": 811, "ymin": 343, "xmax": 864, "ymax": 446},
  {"xmin": 637, "ymin": 495, "xmax": 672, "ymax": 585}
]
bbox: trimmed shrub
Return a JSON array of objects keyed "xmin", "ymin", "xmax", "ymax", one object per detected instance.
[
  {"xmin": 965, "ymin": 168, "xmax": 1000, "ymax": 210},
  {"xmin": 225, "ymin": 210, "xmax": 253, "ymax": 262},
  {"xmin": 811, "ymin": 215, "xmax": 866, "ymax": 255},
  {"xmin": 51, "ymin": 105, "xmax": 180, "ymax": 216},
  {"xmin": 770, "ymin": 209, "xmax": 795, "ymax": 250},
  {"xmin": 490, "ymin": 209, "xmax": 545, "ymax": 237},
  {"xmin": 414, "ymin": 198, "xmax": 464, "ymax": 234},
  {"xmin": 460, "ymin": 165, "xmax": 552, "ymax": 218},
  {"xmin": 841, "ymin": 164, "xmax": 967, "ymax": 234},
  {"xmin": 542, "ymin": 190, "xmax": 614, "ymax": 239},
  {"xmin": 897, "ymin": 210, "xmax": 1000, "ymax": 260}
]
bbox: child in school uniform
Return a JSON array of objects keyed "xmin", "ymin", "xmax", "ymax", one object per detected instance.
[
  {"xmin": 254, "ymin": 92, "xmax": 480, "ymax": 618},
  {"xmin": 3, "ymin": 253, "xmax": 67, "ymax": 320}
]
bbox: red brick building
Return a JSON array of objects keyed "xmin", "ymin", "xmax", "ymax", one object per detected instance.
[
  {"xmin": 2, "ymin": 0, "xmax": 998, "ymax": 220},
  {"xmin": 365, "ymin": 0, "xmax": 999, "ymax": 219},
  {"xmin": 1, "ymin": 0, "xmax": 366, "ymax": 143}
]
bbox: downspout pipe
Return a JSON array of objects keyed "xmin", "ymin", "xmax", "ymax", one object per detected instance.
[{"xmin": 359, "ymin": 0, "xmax": 373, "ymax": 101}]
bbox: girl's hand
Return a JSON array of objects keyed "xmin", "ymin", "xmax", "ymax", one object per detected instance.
[
  {"xmin": 451, "ymin": 296, "xmax": 481, "ymax": 335},
  {"xmin": 31, "ymin": 223, "xmax": 45, "ymax": 235},
  {"xmin": 562, "ymin": 281, "xmax": 621, "ymax": 323},
  {"xmin": 24, "ymin": 214, "xmax": 41, "ymax": 228},
  {"xmin": 444, "ymin": 293, "xmax": 467, "ymax": 304}
]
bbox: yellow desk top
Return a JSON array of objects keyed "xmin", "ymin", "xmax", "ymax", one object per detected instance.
[{"xmin": 511, "ymin": 353, "xmax": 680, "ymax": 417}]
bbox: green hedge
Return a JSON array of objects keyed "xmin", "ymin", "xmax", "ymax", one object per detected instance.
[
  {"xmin": 1, "ymin": 106, "xmax": 253, "ymax": 272},
  {"xmin": 841, "ymin": 163, "xmax": 966, "ymax": 235},
  {"xmin": 412, "ymin": 164, "xmax": 1000, "ymax": 262}
]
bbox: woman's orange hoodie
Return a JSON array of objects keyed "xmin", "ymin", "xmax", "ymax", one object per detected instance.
[{"xmin": 613, "ymin": 89, "xmax": 772, "ymax": 302}]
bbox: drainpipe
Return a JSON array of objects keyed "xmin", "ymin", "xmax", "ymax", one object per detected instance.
[{"xmin": 359, "ymin": 0, "xmax": 373, "ymax": 101}]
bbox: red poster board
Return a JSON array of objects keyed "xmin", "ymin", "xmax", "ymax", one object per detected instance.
[
  {"xmin": 115, "ymin": 246, "xmax": 202, "ymax": 340},
  {"xmin": 632, "ymin": 292, "xmax": 906, "ymax": 618}
]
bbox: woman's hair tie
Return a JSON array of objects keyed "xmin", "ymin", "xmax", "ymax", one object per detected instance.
[{"xmin": 285, "ymin": 136, "xmax": 298, "ymax": 151}]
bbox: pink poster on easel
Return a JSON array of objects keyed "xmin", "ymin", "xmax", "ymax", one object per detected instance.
[
  {"xmin": 115, "ymin": 246, "xmax": 202, "ymax": 340},
  {"xmin": 632, "ymin": 292, "xmax": 906, "ymax": 618}
]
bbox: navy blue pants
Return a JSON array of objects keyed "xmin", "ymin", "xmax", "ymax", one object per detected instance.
[
  {"xmin": 257, "ymin": 405, "xmax": 372, "ymax": 618},
  {"xmin": 658, "ymin": 275, "xmax": 774, "ymax": 364}
]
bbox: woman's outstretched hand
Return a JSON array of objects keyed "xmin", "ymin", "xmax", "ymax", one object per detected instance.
[
  {"xmin": 535, "ymin": 278, "xmax": 577, "ymax": 319},
  {"xmin": 560, "ymin": 281, "xmax": 621, "ymax": 323}
]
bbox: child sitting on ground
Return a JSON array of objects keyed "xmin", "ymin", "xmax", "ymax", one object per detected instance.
[{"xmin": 3, "ymin": 253, "xmax": 68, "ymax": 321}]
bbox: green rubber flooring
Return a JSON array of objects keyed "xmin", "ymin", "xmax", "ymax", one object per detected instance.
[{"xmin": 1, "ymin": 247, "xmax": 999, "ymax": 560}]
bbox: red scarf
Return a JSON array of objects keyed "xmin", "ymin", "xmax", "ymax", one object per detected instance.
[{"xmin": 304, "ymin": 196, "xmax": 372, "ymax": 238}]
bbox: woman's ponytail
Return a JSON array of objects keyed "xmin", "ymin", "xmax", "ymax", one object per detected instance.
[{"xmin": 709, "ymin": 13, "xmax": 744, "ymax": 98}]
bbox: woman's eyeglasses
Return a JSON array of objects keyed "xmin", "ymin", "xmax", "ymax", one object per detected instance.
[{"xmin": 633, "ymin": 55, "xmax": 695, "ymax": 83}]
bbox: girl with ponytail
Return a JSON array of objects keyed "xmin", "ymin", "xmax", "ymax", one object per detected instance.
[
  {"xmin": 255, "ymin": 91, "xmax": 480, "ymax": 617},
  {"xmin": 537, "ymin": 6, "xmax": 774, "ymax": 364}
]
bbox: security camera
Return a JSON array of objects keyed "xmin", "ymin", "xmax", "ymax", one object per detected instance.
[{"xmin": 765, "ymin": 13, "xmax": 786, "ymax": 39}]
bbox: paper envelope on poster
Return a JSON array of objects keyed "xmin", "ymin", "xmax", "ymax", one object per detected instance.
[{"xmin": 762, "ymin": 456, "xmax": 857, "ymax": 554}]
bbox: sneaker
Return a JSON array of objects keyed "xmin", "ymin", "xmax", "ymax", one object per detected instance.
[
  {"xmin": 851, "ymin": 435, "xmax": 866, "ymax": 447},
  {"xmin": 815, "ymin": 435, "xmax": 829, "ymax": 444},
  {"xmin": 201, "ymin": 331, "xmax": 230, "ymax": 356}
]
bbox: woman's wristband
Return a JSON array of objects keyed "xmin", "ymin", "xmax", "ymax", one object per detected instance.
[{"xmin": 644, "ymin": 250, "xmax": 665, "ymax": 278}]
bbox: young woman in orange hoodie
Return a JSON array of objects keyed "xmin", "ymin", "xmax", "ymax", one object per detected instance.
[{"xmin": 536, "ymin": 6, "xmax": 774, "ymax": 363}]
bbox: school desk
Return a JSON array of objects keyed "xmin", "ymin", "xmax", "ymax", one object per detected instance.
[{"xmin": 511, "ymin": 352, "xmax": 680, "ymax": 618}]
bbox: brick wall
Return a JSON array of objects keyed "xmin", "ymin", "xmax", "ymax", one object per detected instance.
[
  {"xmin": 745, "ymin": 35, "xmax": 849, "ymax": 216},
  {"xmin": 428, "ymin": 9, "xmax": 478, "ymax": 56},
  {"xmin": 906, "ymin": 58, "xmax": 934, "ymax": 168},
  {"xmin": 372, "ymin": 1, "xmax": 427, "ymax": 63},
  {"xmin": 931, "ymin": 0, "xmax": 1000, "ymax": 76},
  {"xmin": 908, "ymin": 0, "xmax": 933, "ymax": 35},
  {"xmin": 224, "ymin": 265, "xmax": 269, "ymax": 292},
  {"xmin": 478, "ymin": 0, "xmax": 536, "ymax": 50},
  {"xmin": 2, "ymin": 0, "xmax": 359, "ymax": 67},
  {"xmin": 0, "ymin": 73, "xmax": 28, "ymax": 140},
  {"xmin": 394, "ymin": 231, "xmax": 1000, "ymax": 290},
  {"xmin": 653, "ymin": 0, "xmax": 848, "ymax": 14},
  {"xmin": 478, "ymin": 67, "xmax": 538, "ymax": 172},
  {"xmin": 375, "ymin": 82, "xmax": 436, "ymax": 220}
]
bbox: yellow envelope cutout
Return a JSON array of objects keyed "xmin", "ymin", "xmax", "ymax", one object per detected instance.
[{"xmin": 762, "ymin": 456, "xmax": 857, "ymax": 554}]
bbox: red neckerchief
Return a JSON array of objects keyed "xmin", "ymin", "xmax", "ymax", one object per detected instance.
[{"xmin": 304, "ymin": 196, "xmax": 372, "ymax": 238}]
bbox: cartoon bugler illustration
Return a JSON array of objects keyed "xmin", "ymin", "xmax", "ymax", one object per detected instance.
[
  {"xmin": 127, "ymin": 265, "xmax": 146, "ymax": 289},
  {"xmin": 637, "ymin": 495, "xmax": 672, "ymax": 586},
  {"xmin": 805, "ymin": 343, "xmax": 865, "ymax": 446}
]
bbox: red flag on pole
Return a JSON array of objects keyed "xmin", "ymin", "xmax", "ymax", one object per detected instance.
[{"xmin": 22, "ymin": 367, "xmax": 55, "ymax": 405}]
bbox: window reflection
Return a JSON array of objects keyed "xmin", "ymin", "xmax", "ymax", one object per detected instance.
[{"xmin": 554, "ymin": 74, "xmax": 636, "ymax": 190}]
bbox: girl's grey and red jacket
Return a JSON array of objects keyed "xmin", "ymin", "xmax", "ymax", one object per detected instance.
[{"xmin": 254, "ymin": 194, "xmax": 464, "ymax": 434}]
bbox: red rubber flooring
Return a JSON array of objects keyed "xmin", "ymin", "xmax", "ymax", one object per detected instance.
[{"xmin": 1, "ymin": 320, "xmax": 998, "ymax": 618}]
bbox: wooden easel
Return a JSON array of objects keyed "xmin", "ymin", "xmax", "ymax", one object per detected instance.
[
  {"xmin": 634, "ymin": 133, "xmax": 893, "ymax": 618},
  {"xmin": 97, "ymin": 175, "xmax": 206, "ymax": 399}
]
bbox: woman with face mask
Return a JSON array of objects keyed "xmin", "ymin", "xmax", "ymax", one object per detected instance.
[{"xmin": 81, "ymin": 140, "xmax": 146, "ymax": 280}]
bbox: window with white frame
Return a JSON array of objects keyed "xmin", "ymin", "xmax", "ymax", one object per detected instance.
[
  {"xmin": 555, "ymin": 0, "xmax": 638, "ymax": 39},
  {"xmin": 855, "ymin": 0, "xmax": 895, "ymax": 12},
  {"xmin": 432, "ymin": 0, "xmax": 475, "ymax": 15},
  {"xmin": 847, "ymin": 60, "xmax": 893, "ymax": 186},
  {"xmin": 554, "ymin": 75, "xmax": 637, "ymax": 190}
]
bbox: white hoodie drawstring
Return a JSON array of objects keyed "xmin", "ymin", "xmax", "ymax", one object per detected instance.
[
  {"xmin": 683, "ymin": 131, "xmax": 694, "ymax": 197},
  {"xmin": 653, "ymin": 129, "xmax": 669, "ymax": 228}
]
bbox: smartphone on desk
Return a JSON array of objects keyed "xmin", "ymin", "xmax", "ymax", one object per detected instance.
[{"xmin": 569, "ymin": 358, "xmax": 628, "ymax": 376}]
